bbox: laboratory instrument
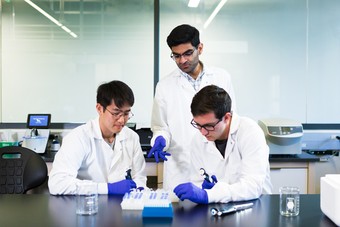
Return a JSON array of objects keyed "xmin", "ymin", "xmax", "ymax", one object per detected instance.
[
  {"xmin": 22, "ymin": 114, "xmax": 51, "ymax": 153},
  {"xmin": 125, "ymin": 168, "xmax": 132, "ymax": 180},
  {"xmin": 301, "ymin": 124, "xmax": 340, "ymax": 155},
  {"xmin": 200, "ymin": 168, "xmax": 211, "ymax": 182},
  {"xmin": 258, "ymin": 118, "xmax": 303, "ymax": 155}
]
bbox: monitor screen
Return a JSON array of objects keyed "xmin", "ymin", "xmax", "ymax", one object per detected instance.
[{"xmin": 26, "ymin": 114, "xmax": 51, "ymax": 129}]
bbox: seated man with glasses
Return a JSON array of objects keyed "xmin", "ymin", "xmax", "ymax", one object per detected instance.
[
  {"xmin": 49, "ymin": 80, "xmax": 146, "ymax": 195},
  {"xmin": 173, "ymin": 85, "xmax": 272, "ymax": 204}
]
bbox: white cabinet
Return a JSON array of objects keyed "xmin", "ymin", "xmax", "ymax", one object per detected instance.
[
  {"xmin": 270, "ymin": 167, "xmax": 307, "ymax": 194},
  {"xmin": 270, "ymin": 161, "xmax": 316, "ymax": 194}
]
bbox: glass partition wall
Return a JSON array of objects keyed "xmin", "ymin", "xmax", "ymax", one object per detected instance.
[
  {"xmin": 1, "ymin": 0, "xmax": 340, "ymax": 127},
  {"xmin": 1, "ymin": 0, "xmax": 154, "ymax": 127},
  {"xmin": 159, "ymin": 0, "xmax": 340, "ymax": 124}
]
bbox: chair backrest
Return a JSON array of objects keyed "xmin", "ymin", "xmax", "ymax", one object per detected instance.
[{"xmin": 0, "ymin": 146, "xmax": 47, "ymax": 194}]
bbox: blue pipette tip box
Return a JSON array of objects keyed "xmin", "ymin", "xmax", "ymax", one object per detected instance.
[{"xmin": 142, "ymin": 203, "xmax": 173, "ymax": 219}]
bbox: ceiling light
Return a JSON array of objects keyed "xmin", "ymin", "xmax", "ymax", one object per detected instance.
[
  {"xmin": 188, "ymin": 0, "xmax": 200, "ymax": 8},
  {"xmin": 25, "ymin": 0, "xmax": 78, "ymax": 38},
  {"xmin": 203, "ymin": 0, "xmax": 228, "ymax": 29}
]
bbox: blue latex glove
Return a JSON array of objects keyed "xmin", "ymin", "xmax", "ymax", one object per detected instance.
[
  {"xmin": 108, "ymin": 179, "xmax": 137, "ymax": 195},
  {"xmin": 202, "ymin": 175, "xmax": 218, "ymax": 189},
  {"xmin": 147, "ymin": 136, "xmax": 171, "ymax": 163},
  {"xmin": 136, "ymin": 187, "xmax": 144, "ymax": 191},
  {"xmin": 173, "ymin": 182, "xmax": 208, "ymax": 204}
]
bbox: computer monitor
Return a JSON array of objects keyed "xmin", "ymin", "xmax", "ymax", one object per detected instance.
[{"xmin": 26, "ymin": 114, "xmax": 51, "ymax": 129}]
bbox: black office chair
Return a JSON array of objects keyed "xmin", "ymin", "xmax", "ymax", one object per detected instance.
[{"xmin": 0, "ymin": 146, "xmax": 47, "ymax": 194}]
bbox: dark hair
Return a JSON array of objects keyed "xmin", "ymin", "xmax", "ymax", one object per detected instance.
[
  {"xmin": 96, "ymin": 80, "xmax": 134, "ymax": 109},
  {"xmin": 191, "ymin": 85, "xmax": 232, "ymax": 119},
  {"xmin": 166, "ymin": 24, "xmax": 200, "ymax": 48}
]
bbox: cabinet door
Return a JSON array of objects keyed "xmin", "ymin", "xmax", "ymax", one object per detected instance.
[{"xmin": 270, "ymin": 168, "xmax": 307, "ymax": 194}]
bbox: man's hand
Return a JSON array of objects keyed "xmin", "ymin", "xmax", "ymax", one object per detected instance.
[
  {"xmin": 202, "ymin": 175, "xmax": 218, "ymax": 189},
  {"xmin": 147, "ymin": 136, "xmax": 171, "ymax": 163},
  {"xmin": 108, "ymin": 179, "xmax": 136, "ymax": 195},
  {"xmin": 173, "ymin": 182, "xmax": 208, "ymax": 204}
]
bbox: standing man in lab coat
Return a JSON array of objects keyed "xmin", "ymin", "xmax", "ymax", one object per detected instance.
[
  {"xmin": 48, "ymin": 80, "xmax": 146, "ymax": 195},
  {"xmin": 148, "ymin": 24, "xmax": 237, "ymax": 191},
  {"xmin": 174, "ymin": 85, "xmax": 272, "ymax": 204}
]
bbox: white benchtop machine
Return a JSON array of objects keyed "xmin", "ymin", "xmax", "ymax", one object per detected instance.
[
  {"xmin": 258, "ymin": 118, "xmax": 303, "ymax": 155},
  {"xmin": 22, "ymin": 114, "xmax": 51, "ymax": 154}
]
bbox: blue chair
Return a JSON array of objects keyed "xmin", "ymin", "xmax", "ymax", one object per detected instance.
[{"xmin": 0, "ymin": 146, "xmax": 47, "ymax": 194}]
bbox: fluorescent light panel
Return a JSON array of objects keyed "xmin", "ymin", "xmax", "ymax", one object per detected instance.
[
  {"xmin": 25, "ymin": 0, "xmax": 78, "ymax": 38},
  {"xmin": 204, "ymin": 0, "xmax": 228, "ymax": 29},
  {"xmin": 188, "ymin": 0, "xmax": 200, "ymax": 8}
]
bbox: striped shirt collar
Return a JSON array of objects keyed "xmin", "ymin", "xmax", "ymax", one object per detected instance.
[{"xmin": 180, "ymin": 61, "xmax": 205, "ymax": 91}]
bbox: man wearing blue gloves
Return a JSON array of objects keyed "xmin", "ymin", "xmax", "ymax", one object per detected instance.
[
  {"xmin": 48, "ymin": 80, "xmax": 146, "ymax": 195},
  {"xmin": 174, "ymin": 85, "xmax": 272, "ymax": 203},
  {"xmin": 149, "ymin": 24, "xmax": 237, "ymax": 190}
]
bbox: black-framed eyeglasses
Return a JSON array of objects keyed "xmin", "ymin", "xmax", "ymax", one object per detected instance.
[
  {"xmin": 170, "ymin": 48, "xmax": 196, "ymax": 61},
  {"xmin": 191, "ymin": 118, "xmax": 222, "ymax": 131},
  {"xmin": 105, "ymin": 108, "xmax": 134, "ymax": 120}
]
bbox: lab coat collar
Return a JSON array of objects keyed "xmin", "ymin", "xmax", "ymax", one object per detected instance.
[
  {"xmin": 228, "ymin": 113, "xmax": 240, "ymax": 139},
  {"xmin": 92, "ymin": 117, "xmax": 103, "ymax": 140},
  {"xmin": 202, "ymin": 65, "xmax": 215, "ymax": 76},
  {"xmin": 222, "ymin": 113, "xmax": 240, "ymax": 158}
]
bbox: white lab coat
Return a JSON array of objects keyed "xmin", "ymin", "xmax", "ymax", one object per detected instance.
[
  {"xmin": 190, "ymin": 114, "xmax": 272, "ymax": 203},
  {"xmin": 48, "ymin": 117, "xmax": 146, "ymax": 195},
  {"xmin": 151, "ymin": 65, "xmax": 237, "ymax": 190}
]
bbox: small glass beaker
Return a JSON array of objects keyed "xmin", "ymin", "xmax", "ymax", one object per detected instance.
[
  {"xmin": 279, "ymin": 186, "xmax": 300, "ymax": 216},
  {"xmin": 76, "ymin": 182, "xmax": 98, "ymax": 215}
]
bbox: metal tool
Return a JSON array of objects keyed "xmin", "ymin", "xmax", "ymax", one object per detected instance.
[
  {"xmin": 125, "ymin": 168, "xmax": 132, "ymax": 180},
  {"xmin": 211, "ymin": 202, "xmax": 254, "ymax": 216},
  {"xmin": 199, "ymin": 168, "xmax": 211, "ymax": 183}
]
